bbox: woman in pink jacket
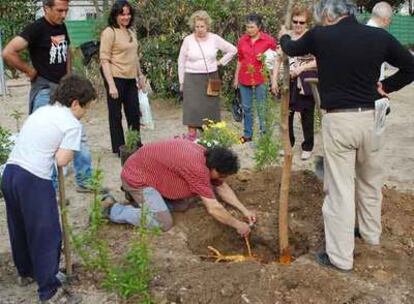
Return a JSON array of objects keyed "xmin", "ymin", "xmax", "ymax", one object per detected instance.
[{"xmin": 178, "ymin": 10, "xmax": 237, "ymax": 140}]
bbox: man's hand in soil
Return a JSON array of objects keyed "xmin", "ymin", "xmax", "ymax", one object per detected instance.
[
  {"xmin": 243, "ymin": 209, "xmax": 257, "ymax": 226},
  {"xmin": 236, "ymin": 221, "xmax": 251, "ymax": 237}
]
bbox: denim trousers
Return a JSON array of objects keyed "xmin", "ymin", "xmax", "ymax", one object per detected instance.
[
  {"xmin": 31, "ymin": 88, "xmax": 92, "ymax": 188},
  {"xmin": 239, "ymin": 84, "xmax": 267, "ymax": 138}
]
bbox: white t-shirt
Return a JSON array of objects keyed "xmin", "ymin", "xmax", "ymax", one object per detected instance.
[{"xmin": 8, "ymin": 104, "xmax": 82, "ymax": 180}]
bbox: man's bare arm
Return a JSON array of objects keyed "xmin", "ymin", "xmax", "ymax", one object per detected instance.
[
  {"xmin": 2, "ymin": 36, "xmax": 37, "ymax": 80},
  {"xmin": 215, "ymin": 182, "xmax": 256, "ymax": 224},
  {"xmin": 201, "ymin": 196, "xmax": 250, "ymax": 236}
]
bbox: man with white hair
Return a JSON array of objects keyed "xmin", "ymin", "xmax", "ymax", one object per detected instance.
[
  {"xmin": 368, "ymin": 1, "xmax": 393, "ymax": 28},
  {"xmin": 279, "ymin": 0, "xmax": 414, "ymax": 272},
  {"xmin": 367, "ymin": 1, "xmax": 394, "ymax": 80}
]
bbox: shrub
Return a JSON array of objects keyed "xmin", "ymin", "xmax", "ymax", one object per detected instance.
[
  {"xmin": 0, "ymin": 1, "xmax": 36, "ymax": 77},
  {"xmin": 0, "ymin": 126, "xmax": 12, "ymax": 166},
  {"xmin": 196, "ymin": 120, "xmax": 240, "ymax": 148}
]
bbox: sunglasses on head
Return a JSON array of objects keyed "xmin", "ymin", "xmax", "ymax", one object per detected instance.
[{"xmin": 292, "ymin": 20, "xmax": 306, "ymax": 25}]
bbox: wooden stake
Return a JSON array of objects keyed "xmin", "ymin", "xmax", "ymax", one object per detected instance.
[
  {"xmin": 278, "ymin": 0, "xmax": 295, "ymax": 265},
  {"xmin": 57, "ymin": 166, "xmax": 73, "ymax": 276}
]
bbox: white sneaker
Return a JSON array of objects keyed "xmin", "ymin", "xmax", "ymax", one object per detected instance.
[
  {"xmin": 279, "ymin": 150, "xmax": 285, "ymax": 157},
  {"xmin": 301, "ymin": 151, "xmax": 312, "ymax": 160}
]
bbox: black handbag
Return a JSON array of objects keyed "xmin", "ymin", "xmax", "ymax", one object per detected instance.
[
  {"xmin": 231, "ymin": 89, "xmax": 243, "ymax": 122},
  {"xmin": 79, "ymin": 40, "xmax": 100, "ymax": 66}
]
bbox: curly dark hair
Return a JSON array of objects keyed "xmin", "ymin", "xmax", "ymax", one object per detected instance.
[
  {"xmin": 205, "ymin": 147, "xmax": 240, "ymax": 175},
  {"xmin": 51, "ymin": 74, "xmax": 96, "ymax": 108},
  {"xmin": 108, "ymin": 0, "xmax": 135, "ymax": 29}
]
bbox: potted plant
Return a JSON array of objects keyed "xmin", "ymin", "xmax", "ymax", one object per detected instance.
[{"xmin": 119, "ymin": 128, "xmax": 141, "ymax": 166}]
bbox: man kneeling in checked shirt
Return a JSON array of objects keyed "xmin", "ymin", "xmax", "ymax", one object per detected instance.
[{"xmin": 103, "ymin": 139, "xmax": 257, "ymax": 237}]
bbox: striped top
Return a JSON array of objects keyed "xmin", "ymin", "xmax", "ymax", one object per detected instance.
[{"xmin": 121, "ymin": 139, "xmax": 221, "ymax": 199}]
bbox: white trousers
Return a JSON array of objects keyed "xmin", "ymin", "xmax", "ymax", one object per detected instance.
[{"xmin": 322, "ymin": 110, "xmax": 384, "ymax": 270}]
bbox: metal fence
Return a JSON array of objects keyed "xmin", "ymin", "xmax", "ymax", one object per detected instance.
[
  {"xmin": 65, "ymin": 14, "xmax": 414, "ymax": 49},
  {"xmin": 359, "ymin": 13, "xmax": 414, "ymax": 46}
]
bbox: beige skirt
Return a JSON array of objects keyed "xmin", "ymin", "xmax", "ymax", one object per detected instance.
[{"xmin": 183, "ymin": 72, "xmax": 220, "ymax": 127}]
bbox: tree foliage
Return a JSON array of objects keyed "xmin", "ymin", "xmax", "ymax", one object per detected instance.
[
  {"xmin": 131, "ymin": 0, "xmax": 310, "ymax": 97},
  {"xmin": 0, "ymin": 1, "xmax": 36, "ymax": 45}
]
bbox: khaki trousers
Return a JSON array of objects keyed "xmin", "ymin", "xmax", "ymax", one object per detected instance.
[{"xmin": 322, "ymin": 110, "xmax": 384, "ymax": 270}]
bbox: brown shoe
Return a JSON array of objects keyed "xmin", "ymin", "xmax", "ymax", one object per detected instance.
[{"xmin": 240, "ymin": 136, "xmax": 252, "ymax": 144}]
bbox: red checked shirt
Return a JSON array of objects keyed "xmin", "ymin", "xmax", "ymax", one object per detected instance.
[
  {"xmin": 121, "ymin": 139, "xmax": 222, "ymax": 200},
  {"xmin": 237, "ymin": 32, "xmax": 277, "ymax": 86}
]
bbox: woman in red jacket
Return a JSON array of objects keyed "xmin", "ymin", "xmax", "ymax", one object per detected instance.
[{"xmin": 233, "ymin": 13, "xmax": 277, "ymax": 143}]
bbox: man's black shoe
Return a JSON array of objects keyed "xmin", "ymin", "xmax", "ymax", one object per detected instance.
[
  {"xmin": 354, "ymin": 227, "xmax": 362, "ymax": 239},
  {"xmin": 315, "ymin": 251, "xmax": 352, "ymax": 273}
]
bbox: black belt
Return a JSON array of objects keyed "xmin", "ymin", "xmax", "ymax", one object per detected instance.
[{"xmin": 326, "ymin": 107, "xmax": 374, "ymax": 113}]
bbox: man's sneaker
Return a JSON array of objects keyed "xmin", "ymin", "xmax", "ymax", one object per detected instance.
[
  {"xmin": 17, "ymin": 276, "xmax": 35, "ymax": 286},
  {"xmin": 315, "ymin": 251, "xmax": 352, "ymax": 273},
  {"xmin": 40, "ymin": 288, "xmax": 82, "ymax": 304},
  {"xmin": 279, "ymin": 150, "xmax": 285, "ymax": 157},
  {"xmin": 301, "ymin": 150, "xmax": 312, "ymax": 160},
  {"xmin": 101, "ymin": 193, "xmax": 117, "ymax": 220},
  {"xmin": 76, "ymin": 185, "xmax": 109, "ymax": 194},
  {"xmin": 56, "ymin": 271, "xmax": 68, "ymax": 285}
]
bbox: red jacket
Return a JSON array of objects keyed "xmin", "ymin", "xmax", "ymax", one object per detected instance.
[{"xmin": 237, "ymin": 32, "xmax": 277, "ymax": 86}]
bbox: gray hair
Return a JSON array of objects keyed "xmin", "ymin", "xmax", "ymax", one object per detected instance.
[
  {"xmin": 314, "ymin": 0, "xmax": 358, "ymax": 24},
  {"xmin": 372, "ymin": 1, "xmax": 393, "ymax": 19}
]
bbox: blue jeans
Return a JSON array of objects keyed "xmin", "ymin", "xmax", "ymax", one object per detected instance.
[
  {"xmin": 110, "ymin": 187, "xmax": 170, "ymax": 229},
  {"xmin": 31, "ymin": 88, "xmax": 92, "ymax": 188},
  {"xmin": 239, "ymin": 84, "xmax": 267, "ymax": 138}
]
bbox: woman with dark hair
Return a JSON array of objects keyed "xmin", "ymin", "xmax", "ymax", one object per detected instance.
[
  {"xmin": 233, "ymin": 13, "xmax": 277, "ymax": 143},
  {"xmin": 272, "ymin": 6, "xmax": 317, "ymax": 160},
  {"xmin": 100, "ymin": 0, "xmax": 144, "ymax": 156}
]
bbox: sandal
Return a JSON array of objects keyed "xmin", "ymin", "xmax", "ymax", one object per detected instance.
[{"xmin": 239, "ymin": 136, "xmax": 252, "ymax": 144}]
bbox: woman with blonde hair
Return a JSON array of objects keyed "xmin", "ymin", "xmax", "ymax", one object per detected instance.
[
  {"xmin": 178, "ymin": 10, "xmax": 237, "ymax": 140},
  {"xmin": 272, "ymin": 6, "xmax": 317, "ymax": 160}
]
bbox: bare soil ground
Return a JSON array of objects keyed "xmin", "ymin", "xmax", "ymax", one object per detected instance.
[{"xmin": 0, "ymin": 80, "xmax": 413, "ymax": 304}]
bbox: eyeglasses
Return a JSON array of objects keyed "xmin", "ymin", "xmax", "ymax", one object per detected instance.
[{"xmin": 292, "ymin": 20, "xmax": 306, "ymax": 25}]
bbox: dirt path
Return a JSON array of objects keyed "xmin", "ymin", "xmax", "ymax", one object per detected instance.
[{"xmin": 0, "ymin": 80, "xmax": 413, "ymax": 303}]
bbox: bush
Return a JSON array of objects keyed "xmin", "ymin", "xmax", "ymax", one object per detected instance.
[
  {"xmin": 0, "ymin": 126, "xmax": 12, "ymax": 165},
  {"xmin": 134, "ymin": 0, "xmax": 306, "ymax": 99},
  {"xmin": 0, "ymin": 1, "xmax": 36, "ymax": 77}
]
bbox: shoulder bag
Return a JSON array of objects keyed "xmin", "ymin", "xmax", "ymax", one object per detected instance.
[{"xmin": 196, "ymin": 38, "xmax": 222, "ymax": 97}]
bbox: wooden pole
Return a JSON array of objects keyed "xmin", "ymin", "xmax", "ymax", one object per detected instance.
[
  {"xmin": 58, "ymin": 167, "xmax": 73, "ymax": 276},
  {"xmin": 278, "ymin": 0, "xmax": 295, "ymax": 265}
]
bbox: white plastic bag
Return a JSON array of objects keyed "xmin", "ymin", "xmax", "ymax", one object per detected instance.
[{"xmin": 138, "ymin": 90, "xmax": 154, "ymax": 130}]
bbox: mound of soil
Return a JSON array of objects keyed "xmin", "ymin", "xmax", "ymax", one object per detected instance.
[
  {"xmin": 179, "ymin": 168, "xmax": 324, "ymax": 264},
  {"xmin": 73, "ymin": 167, "xmax": 411, "ymax": 304}
]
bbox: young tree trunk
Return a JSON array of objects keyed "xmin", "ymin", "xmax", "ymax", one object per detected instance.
[{"xmin": 278, "ymin": 0, "xmax": 294, "ymax": 265}]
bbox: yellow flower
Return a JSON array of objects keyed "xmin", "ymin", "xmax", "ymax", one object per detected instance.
[{"xmin": 214, "ymin": 121, "xmax": 226, "ymax": 129}]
